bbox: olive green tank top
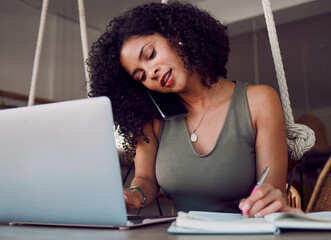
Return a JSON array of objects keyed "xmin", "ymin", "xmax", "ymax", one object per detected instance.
[{"xmin": 155, "ymin": 81, "xmax": 256, "ymax": 213}]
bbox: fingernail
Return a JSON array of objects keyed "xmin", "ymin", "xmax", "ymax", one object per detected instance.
[
  {"xmin": 254, "ymin": 212, "xmax": 261, "ymax": 218},
  {"xmin": 242, "ymin": 203, "xmax": 250, "ymax": 212},
  {"xmin": 239, "ymin": 202, "xmax": 243, "ymax": 209}
]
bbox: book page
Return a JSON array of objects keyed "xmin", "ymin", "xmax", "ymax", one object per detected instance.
[
  {"xmin": 188, "ymin": 211, "xmax": 243, "ymax": 221},
  {"xmin": 174, "ymin": 211, "xmax": 277, "ymax": 234},
  {"xmin": 265, "ymin": 212, "xmax": 331, "ymax": 223},
  {"xmin": 264, "ymin": 211, "xmax": 331, "ymax": 230}
]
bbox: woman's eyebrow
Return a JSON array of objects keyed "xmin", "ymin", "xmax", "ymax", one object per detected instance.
[{"xmin": 138, "ymin": 42, "xmax": 151, "ymax": 60}]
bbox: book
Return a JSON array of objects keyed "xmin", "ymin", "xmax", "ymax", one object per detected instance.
[{"xmin": 168, "ymin": 211, "xmax": 331, "ymax": 234}]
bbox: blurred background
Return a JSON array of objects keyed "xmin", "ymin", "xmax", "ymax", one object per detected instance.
[{"xmin": 1, "ymin": 0, "xmax": 330, "ymax": 211}]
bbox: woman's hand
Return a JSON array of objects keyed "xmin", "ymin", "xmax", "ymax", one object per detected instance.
[
  {"xmin": 122, "ymin": 121, "xmax": 160, "ymax": 213},
  {"xmin": 239, "ymin": 183, "xmax": 304, "ymax": 217},
  {"xmin": 123, "ymin": 188, "xmax": 143, "ymax": 212}
]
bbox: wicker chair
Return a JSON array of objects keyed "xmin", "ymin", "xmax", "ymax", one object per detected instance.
[
  {"xmin": 306, "ymin": 155, "xmax": 331, "ymax": 213},
  {"xmin": 286, "ymin": 184, "xmax": 301, "ymax": 209}
]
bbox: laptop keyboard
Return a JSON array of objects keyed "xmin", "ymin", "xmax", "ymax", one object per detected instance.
[{"xmin": 127, "ymin": 215, "xmax": 174, "ymax": 224}]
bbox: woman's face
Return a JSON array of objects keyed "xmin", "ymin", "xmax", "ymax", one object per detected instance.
[{"xmin": 120, "ymin": 33, "xmax": 195, "ymax": 93}]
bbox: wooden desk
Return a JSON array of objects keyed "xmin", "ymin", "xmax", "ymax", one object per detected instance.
[{"xmin": 1, "ymin": 223, "xmax": 331, "ymax": 240}]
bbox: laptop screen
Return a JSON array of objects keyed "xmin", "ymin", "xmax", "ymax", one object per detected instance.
[{"xmin": 0, "ymin": 97, "xmax": 127, "ymax": 226}]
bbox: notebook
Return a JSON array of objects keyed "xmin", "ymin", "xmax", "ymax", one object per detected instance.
[
  {"xmin": 168, "ymin": 211, "xmax": 331, "ymax": 234},
  {"xmin": 0, "ymin": 97, "xmax": 175, "ymax": 229}
]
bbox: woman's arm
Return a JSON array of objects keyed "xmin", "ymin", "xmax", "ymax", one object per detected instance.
[
  {"xmin": 239, "ymin": 85, "xmax": 302, "ymax": 217},
  {"xmin": 123, "ymin": 120, "xmax": 160, "ymax": 212}
]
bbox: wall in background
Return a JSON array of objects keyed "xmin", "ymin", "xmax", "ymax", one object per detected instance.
[
  {"xmin": 227, "ymin": 11, "xmax": 331, "ymax": 144},
  {"xmin": 0, "ymin": 0, "xmax": 99, "ymax": 106}
]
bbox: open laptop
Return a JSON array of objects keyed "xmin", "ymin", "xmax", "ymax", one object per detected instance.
[{"xmin": 0, "ymin": 97, "xmax": 174, "ymax": 229}]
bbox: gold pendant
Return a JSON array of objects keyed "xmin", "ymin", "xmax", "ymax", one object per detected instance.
[{"xmin": 191, "ymin": 132, "xmax": 198, "ymax": 143}]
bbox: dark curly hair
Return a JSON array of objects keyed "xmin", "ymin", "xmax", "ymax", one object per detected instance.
[{"xmin": 87, "ymin": 1, "xmax": 230, "ymax": 160}]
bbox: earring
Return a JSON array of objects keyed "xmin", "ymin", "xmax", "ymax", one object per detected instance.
[{"xmin": 178, "ymin": 41, "xmax": 184, "ymax": 46}]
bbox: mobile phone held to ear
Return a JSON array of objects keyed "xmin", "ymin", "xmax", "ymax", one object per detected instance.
[{"xmin": 146, "ymin": 89, "xmax": 189, "ymax": 120}]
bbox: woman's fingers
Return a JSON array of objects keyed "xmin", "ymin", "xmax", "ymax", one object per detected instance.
[
  {"xmin": 256, "ymin": 205, "xmax": 304, "ymax": 217},
  {"xmin": 238, "ymin": 199, "xmax": 247, "ymax": 210},
  {"xmin": 250, "ymin": 188, "xmax": 285, "ymax": 217},
  {"xmin": 123, "ymin": 189, "xmax": 141, "ymax": 212},
  {"xmin": 239, "ymin": 184, "xmax": 272, "ymax": 214},
  {"xmin": 251, "ymin": 196, "xmax": 286, "ymax": 217},
  {"xmin": 239, "ymin": 183, "xmax": 287, "ymax": 217}
]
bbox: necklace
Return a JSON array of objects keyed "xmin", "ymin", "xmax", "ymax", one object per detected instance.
[{"xmin": 187, "ymin": 83, "xmax": 218, "ymax": 143}]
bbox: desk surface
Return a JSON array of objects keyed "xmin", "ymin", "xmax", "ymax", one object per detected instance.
[{"xmin": 1, "ymin": 223, "xmax": 331, "ymax": 240}]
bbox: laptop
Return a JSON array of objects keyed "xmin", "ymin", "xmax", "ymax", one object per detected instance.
[{"xmin": 0, "ymin": 97, "xmax": 175, "ymax": 229}]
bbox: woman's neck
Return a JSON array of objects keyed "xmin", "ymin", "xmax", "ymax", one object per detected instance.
[{"xmin": 179, "ymin": 78, "xmax": 222, "ymax": 112}]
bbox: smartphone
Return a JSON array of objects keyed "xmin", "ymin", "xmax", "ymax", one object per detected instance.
[{"xmin": 146, "ymin": 89, "xmax": 189, "ymax": 120}]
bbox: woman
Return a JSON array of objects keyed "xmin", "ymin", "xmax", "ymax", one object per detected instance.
[{"xmin": 87, "ymin": 2, "xmax": 298, "ymax": 217}]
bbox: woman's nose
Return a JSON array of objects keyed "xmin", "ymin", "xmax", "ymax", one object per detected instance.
[{"xmin": 148, "ymin": 67, "xmax": 159, "ymax": 80}]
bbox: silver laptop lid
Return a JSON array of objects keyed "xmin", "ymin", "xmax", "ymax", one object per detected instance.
[{"xmin": 0, "ymin": 97, "xmax": 127, "ymax": 226}]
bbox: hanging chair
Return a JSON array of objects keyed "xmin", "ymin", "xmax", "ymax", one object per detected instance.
[
  {"xmin": 27, "ymin": 0, "xmax": 315, "ymax": 211},
  {"xmin": 27, "ymin": 0, "xmax": 315, "ymax": 158}
]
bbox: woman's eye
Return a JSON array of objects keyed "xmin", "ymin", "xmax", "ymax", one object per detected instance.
[
  {"xmin": 148, "ymin": 49, "xmax": 155, "ymax": 60},
  {"xmin": 140, "ymin": 72, "xmax": 146, "ymax": 82}
]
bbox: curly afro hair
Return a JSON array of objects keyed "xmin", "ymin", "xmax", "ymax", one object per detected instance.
[{"xmin": 87, "ymin": 1, "xmax": 230, "ymax": 160}]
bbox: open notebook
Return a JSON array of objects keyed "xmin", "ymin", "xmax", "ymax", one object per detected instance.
[
  {"xmin": 0, "ymin": 97, "xmax": 174, "ymax": 229},
  {"xmin": 168, "ymin": 211, "xmax": 331, "ymax": 234}
]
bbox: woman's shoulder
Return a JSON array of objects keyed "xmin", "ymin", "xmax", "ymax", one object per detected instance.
[
  {"xmin": 246, "ymin": 84, "xmax": 280, "ymax": 106},
  {"xmin": 151, "ymin": 118, "xmax": 162, "ymax": 142},
  {"xmin": 223, "ymin": 81, "xmax": 279, "ymax": 103},
  {"xmin": 245, "ymin": 84, "xmax": 284, "ymax": 125}
]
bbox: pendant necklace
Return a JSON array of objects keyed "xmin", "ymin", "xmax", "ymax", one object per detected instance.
[{"xmin": 187, "ymin": 83, "xmax": 218, "ymax": 143}]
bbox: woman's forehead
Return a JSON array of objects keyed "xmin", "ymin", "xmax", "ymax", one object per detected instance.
[
  {"xmin": 122, "ymin": 34, "xmax": 163, "ymax": 48},
  {"xmin": 120, "ymin": 34, "xmax": 163, "ymax": 61},
  {"xmin": 120, "ymin": 36, "xmax": 149, "ymax": 62}
]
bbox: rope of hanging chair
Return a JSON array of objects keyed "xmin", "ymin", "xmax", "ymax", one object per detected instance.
[
  {"xmin": 261, "ymin": 0, "xmax": 315, "ymax": 160},
  {"xmin": 28, "ymin": 0, "xmax": 91, "ymax": 106},
  {"xmin": 28, "ymin": 0, "xmax": 49, "ymax": 106},
  {"xmin": 77, "ymin": 0, "xmax": 91, "ymax": 96}
]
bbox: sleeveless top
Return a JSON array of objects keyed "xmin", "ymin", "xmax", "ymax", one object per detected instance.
[{"xmin": 155, "ymin": 81, "xmax": 256, "ymax": 213}]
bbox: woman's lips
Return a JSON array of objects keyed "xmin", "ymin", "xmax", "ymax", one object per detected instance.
[{"xmin": 161, "ymin": 70, "xmax": 173, "ymax": 87}]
